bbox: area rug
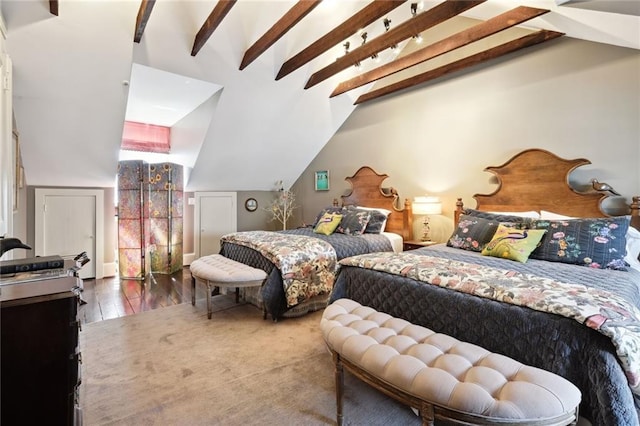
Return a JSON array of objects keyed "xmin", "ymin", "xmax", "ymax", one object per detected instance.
[{"xmin": 80, "ymin": 299, "xmax": 420, "ymax": 425}]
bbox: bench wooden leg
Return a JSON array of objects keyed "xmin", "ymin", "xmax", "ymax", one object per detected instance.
[
  {"xmin": 191, "ymin": 275, "xmax": 196, "ymax": 306},
  {"xmin": 419, "ymin": 402, "xmax": 435, "ymax": 426},
  {"xmin": 206, "ymin": 283, "xmax": 213, "ymax": 319},
  {"xmin": 334, "ymin": 351, "xmax": 344, "ymax": 426}
]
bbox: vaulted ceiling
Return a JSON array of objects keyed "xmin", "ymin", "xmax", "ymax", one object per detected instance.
[{"xmin": 2, "ymin": 0, "xmax": 638, "ymax": 191}]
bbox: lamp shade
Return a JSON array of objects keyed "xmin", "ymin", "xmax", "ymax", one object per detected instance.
[{"xmin": 412, "ymin": 196, "xmax": 442, "ymax": 215}]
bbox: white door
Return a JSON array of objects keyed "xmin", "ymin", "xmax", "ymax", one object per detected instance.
[
  {"xmin": 35, "ymin": 189, "xmax": 104, "ymax": 279},
  {"xmin": 195, "ymin": 192, "xmax": 236, "ymax": 258}
]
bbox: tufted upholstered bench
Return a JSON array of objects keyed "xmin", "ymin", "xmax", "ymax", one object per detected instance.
[
  {"xmin": 190, "ymin": 254, "xmax": 267, "ymax": 319},
  {"xmin": 321, "ymin": 298, "xmax": 581, "ymax": 426}
]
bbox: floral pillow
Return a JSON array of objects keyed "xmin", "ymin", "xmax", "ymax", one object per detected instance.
[
  {"xmin": 463, "ymin": 209, "xmax": 537, "ymax": 227},
  {"xmin": 447, "ymin": 214, "xmax": 507, "ymax": 252},
  {"xmin": 313, "ymin": 213, "xmax": 343, "ymax": 235},
  {"xmin": 346, "ymin": 206, "xmax": 390, "ymax": 234},
  {"xmin": 481, "ymin": 224, "xmax": 547, "ymax": 263},
  {"xmin": 337, "ymin": 210, "xmax": 371, "ymax": 236},
  {"xmin": 530, "ymin": 216, "xmax": 631, "ymax": 270}
]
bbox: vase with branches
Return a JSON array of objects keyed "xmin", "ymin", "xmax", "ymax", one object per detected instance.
[{"xmin": 266, "ymin": 181, "xmax": 298, "ymax": 230}]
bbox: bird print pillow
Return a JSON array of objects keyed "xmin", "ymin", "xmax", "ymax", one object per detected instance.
[
  {"xmin": 313, "ymin": 213, "xmax": 343, "ymax": 236},
  {"xmin": 530, "ymin": 216, "xmax": 631, "ymax": 270},
  {"xmin": 481, "ymin": 224, "xmax": 547, "ymax": 263}
]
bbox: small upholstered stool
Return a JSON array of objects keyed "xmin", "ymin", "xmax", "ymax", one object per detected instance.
[
  {"xmin": 190, "ymin": 254, "xmax": 267, "ymax": 319},
  {"xmin": 321, "ymin": 298, "xmax": 581, "ymax": 426}
]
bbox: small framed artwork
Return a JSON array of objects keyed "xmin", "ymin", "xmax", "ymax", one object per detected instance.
[{"xmin": 315, "ymin": 170, "xmax": 329, "ymax": 191}]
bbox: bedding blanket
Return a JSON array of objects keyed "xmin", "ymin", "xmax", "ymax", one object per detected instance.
[
  {"xmin": 220, "ymin": 227, "xmax": 393, "ymax": 320},
  {"xmin": 340, "ymin": 251, "xmax": 640, "ymax": 393},
  {"xmin": 220, "ymin": 231, "xmax": 337, "ymax": 308},
  {"xmin": 331, "ymin": 245, "xmax": 640, "ymax": 426}
]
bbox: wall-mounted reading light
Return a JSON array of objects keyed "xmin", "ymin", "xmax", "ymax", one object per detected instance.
[{"xmin": 411, "ymin": 3, "xmax": 418, "ymax": 16}]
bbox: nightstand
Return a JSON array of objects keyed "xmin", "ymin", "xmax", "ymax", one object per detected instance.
[{"xmin": 403, "ymin": 240, "xmax": 438, "ymax": 251}]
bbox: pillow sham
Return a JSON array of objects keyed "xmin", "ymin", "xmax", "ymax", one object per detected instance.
[
  {"xmin": 447, "ymin": 215, "xmax": 503, "ymax": 252},
  {"xmin": 488, "ymin": 210, "xmax": 540, "ymax": 219},
  {"xmin": 347, "ymin": 206, "xmax": 391, "ymax": 234},
  {"xmin": 463, "ymin": 209, "xmax": 537, "ymax": 227},
  {"xmin": 481, "ymin": 224, "xmax": 547, "ymax": 263},
  {"xmin": 337, "ymin": 210, "xmax": 371, "ymax": 236},
  {"xmin": 313, "ymin": 212, "xmax": 343, "ymax": 235},
  {"xmin": 530, "ymin": 216, "xmax": 631, "ymax": 270}
]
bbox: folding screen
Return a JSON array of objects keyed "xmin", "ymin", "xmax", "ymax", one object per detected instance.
[
  {"xmin": 148, "ymin": 163, "xmax": 183, "ymax": 274},
  {"xmin": 117, "ymin": 161, "xmax": 183, "ymax": 278},
  {"xmin": 117, "ymin": 160, "xmax": 150, "ymax": 279}
]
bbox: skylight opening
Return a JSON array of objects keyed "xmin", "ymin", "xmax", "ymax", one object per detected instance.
[{"xmin": 121, "ymin": 121, "xmax": 171, "ymax": 154}]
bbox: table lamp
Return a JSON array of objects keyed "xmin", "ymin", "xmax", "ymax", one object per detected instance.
[{"xmin": 412, "ymin": 196, "xmax": 442, "ymax": 241}]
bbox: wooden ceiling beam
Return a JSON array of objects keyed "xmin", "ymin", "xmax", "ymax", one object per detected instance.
[
  {"xmin": 304, "ymin": 0, "xmax": 486, "ymax": 89},
  {"xmin": 240, "ymin": 0, "xmax": 322, "ymax": 70},
  {"xmin": 275, "ymin": 0, "xmax": 406, "ymax": 81},
  {"xmin": 49, "ymin": 0, "xmax": 58, "ymax": 16},
  {"xmin": 134, "ymin": 0, "xmax": 156, "ymax": 43},
  {"xmin": 331, "ymin": 5, "xmax": 549, "ymax": 97},
  {"xmin": 354, "ymin": 29, "xmax": 564, "ymax": 105},
  {"xmin": 191, "ymin": 0, "xmax": 237, "ymax": 57}
]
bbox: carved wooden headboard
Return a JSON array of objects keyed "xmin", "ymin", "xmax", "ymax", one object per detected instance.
[
  {"xmin": 454, "ymin": 149, "xmax": 640, "ymax": 230},
  {"xmin": 336, "ymin": 166, "xmax": 412, "ymax": 240}
]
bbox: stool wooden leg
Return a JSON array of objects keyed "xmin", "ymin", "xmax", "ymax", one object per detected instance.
[
  {"xmin": 334, "ymin": 351, "xmax": 344, "ymax": 426},
  {"xmin": 235, "ymin": 287, "xmax": 240, "ymax": 303}
]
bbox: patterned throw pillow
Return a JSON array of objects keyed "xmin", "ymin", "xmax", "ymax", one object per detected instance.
[
  {"xmin": 481, "ymin": 224, "xmax": 547, "ymax": 263},
  {"xmin": 337, "ymin": 210, "xmax": 371, "ymax": 236},
  {"xmin": 313, "ymin": 213, "xmax": 342, "ymax": 235},
  {"xmin": 530, "ymin": 216, "xmax": 631, "ymax": 270},
  {"xmin": 463, "ymin": 209, "xmax": 537, "ymax": 227},
  {"xmin": 312, "ymin": 206, "xmax": 344, "ymax": 227},
  {"xmin": 346, "ymin": 206, "xmax": 390, "ymax": 234},
  {"xmin": 447, "ymin": 215, "xmax": 505, "ymax": 252}
]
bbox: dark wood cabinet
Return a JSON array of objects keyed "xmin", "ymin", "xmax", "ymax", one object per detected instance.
[{"xmin": 1, "ymin": 274, "xmax": 82, "ymax": 426}]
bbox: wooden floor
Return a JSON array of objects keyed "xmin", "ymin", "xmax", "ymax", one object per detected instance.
[{"xmin": 78, "ymin": 267, "xmax": 220, "ymax": 324}]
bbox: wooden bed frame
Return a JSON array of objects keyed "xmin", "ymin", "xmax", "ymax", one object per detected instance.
[
  {"xmin": 333, "ymin": 166, "xmax": 412, "ymax": 240},
  {"xmin": 330, "ymin": 152, "xmax": 639, "ymax": 242},
  {"xmin": 453, "ymin": 149, "xmax": 640, "ymax": 231}
]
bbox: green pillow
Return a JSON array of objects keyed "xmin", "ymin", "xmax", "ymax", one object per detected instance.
[
  {"xmin": 314, "ymin": 213, "xmax": 343, "ymax": 235},
  {"xmin": 481, "ymin": 224, "xmax": 546, "ymax": 263}
]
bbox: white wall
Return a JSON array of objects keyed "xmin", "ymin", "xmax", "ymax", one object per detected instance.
[
  {"xmin": 0, "ymin": 10, "xmax": 13, "ymax": 242},
  {"xmin": 292, "ymin": 36, "xmax": 640, "ymax": 241}
]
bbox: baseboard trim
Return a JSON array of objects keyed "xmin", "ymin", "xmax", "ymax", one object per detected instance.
[
  {"xmin": 103, "ymin": 262, "xmax": 118, "ymax": 277},
  {"xmin": 183, "ymin": 253, "xmax": 195, "ymax": 266}
]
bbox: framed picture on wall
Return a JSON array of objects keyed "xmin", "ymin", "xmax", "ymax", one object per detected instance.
[{"xmin": 315, "ymin": 170, "xmax": 329, "ymax": 191}]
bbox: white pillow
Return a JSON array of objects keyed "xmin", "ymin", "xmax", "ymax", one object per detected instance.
[
  {"xmin": 541, "ymin": 210, "xmax": 640, "ymax": 272},
  {"xmin": 488, "ymin": 210, "xmax": 540, "ymax": 219},
  {"xmin": 539, "ymin": 210, "xmax": 574, "ymax": 220},
  {"xmin": 357, "ymin": 206, "xmax": 392, "ymax": 216},
  {"xmin": 624, "ymin": 226, "xmax": 640, "ymax": 273}
]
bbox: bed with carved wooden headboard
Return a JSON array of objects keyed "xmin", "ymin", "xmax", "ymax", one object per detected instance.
[
  {"xmin": 219, "ymin": 166, "xmax": 410, "ymax": 321},
  {"xmin": 331, "ymin": 149, "xmax": 640, "ymax": 426}
]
